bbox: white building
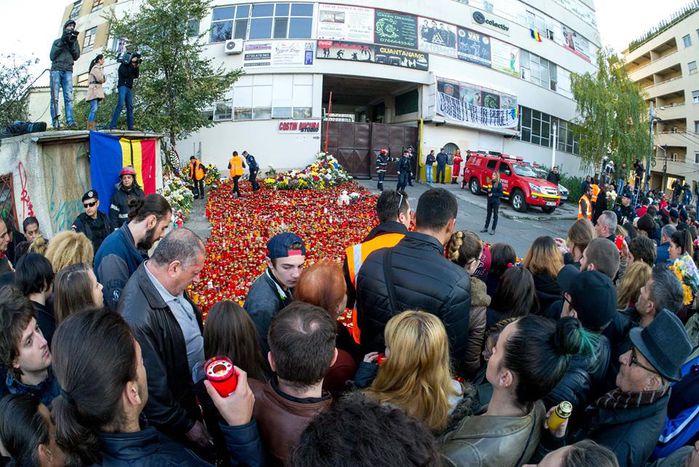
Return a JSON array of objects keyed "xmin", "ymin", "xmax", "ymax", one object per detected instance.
[{"xmin": 53, "ymin": 0, "xmax": 600, "ymax": 177}]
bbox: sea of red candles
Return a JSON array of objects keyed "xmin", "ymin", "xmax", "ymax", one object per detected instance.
[{"xmin": 189, "ymin": 180, "xmax": 379, "ymax": 320}]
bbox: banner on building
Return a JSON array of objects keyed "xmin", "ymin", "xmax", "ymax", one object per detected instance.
[
  {"xmin": 374, "ymin": 10, "xmax": 418, "ymax": 49},
  {"xmin": 89, "ymin": 133, "xmax": 157, "ymax": 214},
  {"xmin": 560, "ymin": 25, "xmax": 591, "ymax": 62},
  {"xmin": 418, "ymin": 17, "xmax": 457, "ymax": 57},
  {"xmin": 490, "ymin": 38, "xmax": 520, "ymax": 76},
  {"xmin": 457, "ymin": 28, "xmax": 491, "ymax": 66},
  {"xmin": 317, "ymin": 41, "xmax": 429, "ymax": 71},
  {"xmin": 278, "ymin": 120, "xmax": 321, "ymax": 133},
  {"xmin": 317, "ymin": 4, "xmax": 374, "ymax": 42},
  {"xmin": 435, "ymin": 78, "xmax": 518, "ymax": 129},
  {"xmin": 243, "ymin": 40, "xmax": 315, "ymax": 67}
]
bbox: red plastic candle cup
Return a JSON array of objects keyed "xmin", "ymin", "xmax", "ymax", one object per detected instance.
[
  {"xmin": 205, "ymin": 356, "xmax": 238, "ymax": 397},
  {"xmin": 615, "ymin": 235, "xmax": 624, "ymax": 252},
  {"xmin": 376, "ymin": 353, "xmax": 386, "ymax": 365}
]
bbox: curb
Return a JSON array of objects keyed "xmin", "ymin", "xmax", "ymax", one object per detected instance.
[{"xmin": 450, "ymin": 189, "xmax": 578, "ymax": 222}]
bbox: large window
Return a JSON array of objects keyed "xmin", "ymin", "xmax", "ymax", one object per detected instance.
[
  {"xmin": 689, "ymin": 61, "xmax": 697, "ymax": 74},
  {"xmin": 683, "ymin": 34, "xmax": 692, "ymax": 48},
  {"xmin": 69, "ymin": 0, "xmax": 82, "ymax": 19},
  {"xmin": 210, "ymin": 3, "xmax": 312, "ymax": 43},
  {"xmin": 520, "ymin": 51, "xmax": 557, "ymax": 91},
  {"xmin": 83, "ymin": 27, "xmax": 97, "ymax": 52},
  {"xmin": 519, "ymin": 105, "xmax": 579, "ymax": 154}
]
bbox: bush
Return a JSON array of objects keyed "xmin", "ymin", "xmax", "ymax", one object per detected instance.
[{"xmin": 561, "ymin": 174, "xmax": 584, "ymax": 203}]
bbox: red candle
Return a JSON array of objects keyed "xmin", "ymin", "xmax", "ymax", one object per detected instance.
[{"xmin": 205, "ymin": 356, "xmax": 238, "ymax": 397}]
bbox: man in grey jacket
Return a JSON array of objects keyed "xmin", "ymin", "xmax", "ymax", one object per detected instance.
[{"xmin": 49, "ymin": 19, "xmax": 81, "ymax": 129}]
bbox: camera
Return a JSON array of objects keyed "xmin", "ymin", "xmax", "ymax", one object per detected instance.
[
  {"xmin": 119, "ymin": 51, "xmax": 143, "ymax": 65},
  {"xmin": 63, "ymin": 29, "xmax": 79, "ymax": 42}
]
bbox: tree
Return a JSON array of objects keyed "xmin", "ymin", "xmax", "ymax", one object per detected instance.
[
  {"xmin": 0, "ymin": 54, "xmax": 36, "ymax": 128},
  {"xmin": 570, "ymin": 48, "xmax": 649, "ymax": 172},
  {"xmin": 107, "ymin": 0, "xmax": 242, "ymax": 147}
]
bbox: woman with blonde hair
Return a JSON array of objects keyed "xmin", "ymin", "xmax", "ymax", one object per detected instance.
[
  {"xmin": 45, "ymin": 231, "xmax": 94, "ymax": 273},
  {"xmin": 365, "ymin": 310, "xmax": 461, "ymax": 432},
  {"xmin": 523, "ymin": 236, "xmax": 564, "ymax": 312},
  {"xmin": 53, "ymin": 263, "xmax": 104, "ymax": 323},
  {"xmin": 617, "ymin": 261, "xmax": 652, "ymax": 311},
  {"xmin": 557, "ymin": 218, "xmax": 595, "ymax": 268},
  {"xmin": 446, "ymin": 230, "xmax": 489, "ymax": 378}
]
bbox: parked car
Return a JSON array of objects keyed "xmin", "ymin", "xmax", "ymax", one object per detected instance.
[{"xmin": 463, "ymin": 152, "xmax": 561, "ymax": 213}]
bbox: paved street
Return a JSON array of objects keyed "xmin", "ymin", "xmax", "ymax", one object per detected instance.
[{"xmin": 356, "ymin": 179, "xmax": 576, "ymax": 256}]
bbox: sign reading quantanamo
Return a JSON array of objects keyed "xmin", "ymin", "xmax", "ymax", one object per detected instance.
[{"xmin": 317, "ymin": 40, "xmax": 428, "ymax": 71}]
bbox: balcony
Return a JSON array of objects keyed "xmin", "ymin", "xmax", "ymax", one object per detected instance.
[
  {"xmin": 655, "ymin": 102, "xmax": 687, "ymax": 120},
  {"xmin": 628, "ymin": 49, "xmax": 680, "ymax": 81},
  {"xmin": 656, "ymin": 131, "xmax": 690, "ymax": 149},
  {"xmin": 644, "ymin": 76, "xmax": 685, "ymax": 98}
]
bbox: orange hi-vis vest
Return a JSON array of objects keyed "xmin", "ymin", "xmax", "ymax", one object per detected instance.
[
  {"xmin": 190, "ymin": 159, "xmax": 205, "ymax": 181},
  {"xmin": 345, "ymin": 232, "xmax": 405, "ymax": 343},
  {"xmin": 578, "ymin": 194, "xmax": 592, "ymax": 220},
  {"xmin": 229, "ymin": 156, "xmax": 243, "ymax": 178},
  {"xmin": 590, "ymin": 184, "xmax": 601, "ymax": 203}
]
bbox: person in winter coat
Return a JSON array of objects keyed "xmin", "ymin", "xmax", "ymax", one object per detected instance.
[
  {"xmin": 376, "ymin": 148, "xmax": 390, "ymax": 190},
  {"xmin": 242, "ymin": 151, "xmax": 260, "ymax": 191},
  {"xmin": 523, "ymin": 236, "xmax": 564, "ymax": 312},
  {"xmin": 85, "ymin": 54, "xmax": 105, "ymax": 130},
  {"xmin": 356, "ymin": 188, "xmax": 471, "ymax": 374},
  {"xmin": 481, "ymin": 171, "xmax": 503, "ymax": 235},
  {"xmin": 71, "ymin": 189, "xmax": 113, "ymax": 254},
  {"xmin": 425, "ymin": 149, "xmax": 436, "ymax": 184},
  {"xmin": 49, "ymin": 19, "xmax": 81, "ymax": 129},
  {"xmin": 451, "ymin": 149, "xmax": 463, "ymax": 185},
  {"xmin": 396, "ymin": 150, "xmax": 411, "ymax": 193},
  {"xmin": 446, "ymin": 230, "xmax": 489, "ymax": 378},
  {"xmin": 436, "ymin": 148, "xmax": 448, "ymax": 184},
  {"xmin": 109, "ymin": 52, "xmax": 141, "ymax": 130},
  {"xmin": 547, "ymin": 166, "xmax": 561, "ymax": 185},
  {"xmin": 109, "ymin": 166, "xmax": 145, "ymax": 228}
]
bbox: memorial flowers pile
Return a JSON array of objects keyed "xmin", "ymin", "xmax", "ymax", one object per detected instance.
[
  {"xmin": 161, "ymin": 176, "xmax": 194, "ymax": 227},
  {"xmin": 204, "ymin": 164, "xmax": 221, "ymax": 190},
  {"xmin": 263, "ymin": 152, "xmax": 352, "ymax": 190},
  {"xmin": 189, "ymin": 181, "xmax": 377, "ymax": 319}
]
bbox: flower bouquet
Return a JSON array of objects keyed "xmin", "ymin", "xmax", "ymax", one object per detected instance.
[
  {"xmin": 161, "ymin": 175, "xmax": 194, "ymax": 227},
  {"xmin": 263, "ymin": 152, "xmax": 353, "ymax": 190},
  {"xmin": 670, "ymin": 254, "xmax": 699, "ymax": 306},
  {"xmin": 204, "ymin": 164, "xmax": 221, "ymax": 190}
]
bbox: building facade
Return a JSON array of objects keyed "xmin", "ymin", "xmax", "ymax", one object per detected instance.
[
  {"xmin": 624, "ymin": 2, "xmax": 699, "ymax": 192},
  {"xmin": 55, "ymin": 0, "xmax": 599, "ymax": 175}
]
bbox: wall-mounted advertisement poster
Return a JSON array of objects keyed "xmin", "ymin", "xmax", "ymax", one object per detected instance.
[
  {"xmin": 316, "ymin": 40, "xmax": 375, "ymax": 62},
  {"xmin": 457, "ymin": 28, "xmax": 491, "ymax": 67},
  {"xmin": 374, "ymin": 10, "xmax": 418, "ymax": 49},
  {"xmin": 418, "ymin": 17, "xmax": 457, "ymax": 57},
  {"xmin": 490, "ymin": 38, "xmax": 519, "ymax": 76},
  {"xmin": 243, "ymin": 41, "xmax": 315, "ymax": 67},
  {"xmin": 317, "ymin": 4, "xmax": 374, "ymax": 43},
  {"xmin": 436, "ymin": 78, "xmax": 518, "ymax": 129},
  {"xmin": 375, "ymin": 45, "xmax": 429, "ymax": 70},
  {"xmin": 561, "ymin": 25, "xmax": 591, "ymax": 62}
]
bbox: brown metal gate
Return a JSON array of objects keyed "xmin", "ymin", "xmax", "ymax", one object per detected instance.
[{"xmin": 323, "ymin": 121, "xmax": 418, "ymax": 179}]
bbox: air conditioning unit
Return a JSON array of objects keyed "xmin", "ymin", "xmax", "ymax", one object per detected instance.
[{"xmin": 224, "ymin": 40, "xmax": 243, "ymax": 55}]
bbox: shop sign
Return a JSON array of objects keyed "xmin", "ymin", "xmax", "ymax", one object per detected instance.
[
  {"xmin": 278, "ymin": 120, "xmax": 321, "ymax": 133},
  {"xmin": 374, "ymin": 10, "xmax": 418, "ymax": 49}
]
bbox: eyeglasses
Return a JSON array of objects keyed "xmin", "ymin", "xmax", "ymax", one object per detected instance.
[
  {"xmin": 630, "ymin": 347, "xmax": 659, "ymax": 375},
  {"xmin": 84, "ymin": 201, "xmax": 97, "ymax": 208}
]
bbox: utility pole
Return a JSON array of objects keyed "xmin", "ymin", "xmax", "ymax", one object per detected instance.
[
  {"xmin": 646, "ymin": 102, "xmax": 654, "ymax": 193},
  {"xmin": 551, "ymin": 121, "xmax": 557, "ymax": 169}
]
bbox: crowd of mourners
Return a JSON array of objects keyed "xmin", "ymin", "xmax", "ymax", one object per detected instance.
[{"xmin": 2, "ymin": 171, "xmax": 699, "ymax": 467}]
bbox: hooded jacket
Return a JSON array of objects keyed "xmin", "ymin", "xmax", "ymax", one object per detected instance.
[
  {"xmin": 50, "ymin": 20, "xmax": 81, "ymax": 72},
  {"xmin": 356, "ymin": 231, "xmax": 471, "ymax": 373},
  {"xmin": 109, "ymin": 182, "xmax": 145, "ymax": 228}
]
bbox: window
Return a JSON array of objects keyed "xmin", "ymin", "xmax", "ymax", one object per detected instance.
[
  {"xmin": 69, "ymin": 0, "xmax": 82, "ymax": 19},
  {"xmin": 683, "ymin": 34, "xmax": 692, "ymax": 48},
  {"xmin": 519, "ymin": 106, "xmax": 579, "ymax": 154},
  {"xmin": 486, "ymin": 160, "xmax": 497, "ymax": 170},
  {"xmin": 210, "ymin": 3, "xmax": 312, "ymax": 42},
  {"xmin": 520, "ymin": 51, "xmax": 557, "ymax": 90},
  {"xmin": 77, "ymin": 73, "xmax": 89, "ymax": 85},
  {"xmin": 91, "ymin": 0, "xmax": 103, "ymax": 11},
  {"xmin": 695, "ymin": 152, "xmax": 699, "ymax": 164},
  {"xmin": 108, "ymin": 35, "xmax": 128, "ymax": 53},
  {"xmin": 187, "ymin": 19, "xmax": 200, "ymax": 37},
  {"xmin": 694, "ymin": 90, "xmax": 699, "ymax": 103},
  {"xmin": 83, "ymin": 27, "xmax": 97, "ymax": 52},
  {"xmin": 689, "ymin": 61, "xmax": 697, "ymax": 74},
  {"xmin": 695, "ymin": 121, "xmax": 699, "ymax": 134}
]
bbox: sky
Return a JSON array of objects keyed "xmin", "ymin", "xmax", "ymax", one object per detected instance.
[{"xmin": 0, "ymin": 0, "xmax": 695, "ymax": 85}]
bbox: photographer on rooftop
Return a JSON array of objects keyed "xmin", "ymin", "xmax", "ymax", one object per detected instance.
[{"xmin": 49, "ymin": 19, "xmax": 81, "ymax": 129}]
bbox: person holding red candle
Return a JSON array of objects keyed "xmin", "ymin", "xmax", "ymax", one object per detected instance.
[{"xmin": 244, "ymin": 232, "xmax": 306, "ymax": 354}]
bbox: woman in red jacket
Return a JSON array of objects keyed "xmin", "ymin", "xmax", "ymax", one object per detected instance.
[{"xmin": 451, "ymin": 149, "xmax": 463, "ymax": 185}]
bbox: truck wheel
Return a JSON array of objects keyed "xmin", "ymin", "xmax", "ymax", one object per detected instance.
[
  {"xmin": 542, "ymin": 206, "xmax": 556, "ymax": 214},
  {"xmin": 469, "ymin": 178, "xmax": 481, "ymax": 195},
  {"xmin": 511, "ymin": 189, "xmax": 527, "ymax": 212}
]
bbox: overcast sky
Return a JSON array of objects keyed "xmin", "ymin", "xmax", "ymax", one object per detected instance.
[{"xmin": 0, "ymin": 0, "xmax": 695, "ymax": 85}]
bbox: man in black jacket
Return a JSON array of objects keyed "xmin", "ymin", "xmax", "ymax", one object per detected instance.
[
  {"xmin": 49, "ymin": 19, "xmax": 81, "ymax": 129},
  {"xmin": 242, "ymin": 151, "xmax": 260, "ymax": 191},
  {"xmin": 356, "ymin": 188, "xmax": 471, "ymax": 373},
  {"xmin": 118, "ymin": 228, "xmax": 210, "ymax": 452},
  {"xmin": 109, "ymin": 52, "xmax": 141, "ymax": 130},
  {"xmin": 71, "ymin": 189, "xmax": 113, "ymax": 253}
]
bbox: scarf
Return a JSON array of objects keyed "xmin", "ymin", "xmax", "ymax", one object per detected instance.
[{"xmin": 595, "ymin": 387, "xmax": 668, "ymax": 410}]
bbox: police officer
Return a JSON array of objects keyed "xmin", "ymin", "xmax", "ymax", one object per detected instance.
[
  {"xmin": 72, "ymin": 190, "xmax": 113, "ymax": 253},
  {"xmin": 243, "ymin": 150, "xmax": 260, "ymax": 191}
]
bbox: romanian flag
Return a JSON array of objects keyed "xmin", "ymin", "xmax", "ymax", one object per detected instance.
[
  {"xmin": 89, "ymin": 132, "xmax": 157, "ymax": 214},
  {"xmin": 530, "ymin": 29, "xmax": 542, "ymax": 42}
]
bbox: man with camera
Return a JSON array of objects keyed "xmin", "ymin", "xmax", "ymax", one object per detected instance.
[
  {"xmin": 109, "ymin": 52, "xmax": 142, "ymax": 131},
  {"xmin": 49, "ymin": 19, "xmax": 81, "ymax": 129}
]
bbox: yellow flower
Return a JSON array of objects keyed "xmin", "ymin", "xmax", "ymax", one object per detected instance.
[{"xmin": 683, "ymin": 284, "xmax": 694, "ymax": 306}]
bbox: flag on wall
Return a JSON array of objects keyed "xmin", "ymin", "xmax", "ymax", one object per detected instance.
[
  {"xmin": 89, "ymin": 132, "xmax": 157, "ymax": 214},
  {"xmin": 530, "ymin": 29, "xmax": 542, "ymax": 42}
]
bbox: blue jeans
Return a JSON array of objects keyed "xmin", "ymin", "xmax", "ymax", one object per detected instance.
[
  {"xmin": 50, "ymin": 70, "xmax": 74, "ymax": 127},
  {"xmin": 425, "ymin": 165, "xmax": 433, "ymax": 183},
  {"xmin": 88, "ymin": 99, "xmax": 99, "ymax": 122},
  {"xmin": 110, "ymin": 85, "xmax": 134, "ymax": 130}
]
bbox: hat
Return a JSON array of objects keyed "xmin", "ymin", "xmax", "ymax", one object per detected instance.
[
  {"xmin": 557, "ymin": 266, "xmax": 617, "ymax": 330},
  {"xmin": 629, "ymin": 309, "xmax": 692, "ymax": 381},
  {"xmin": 120, "ymin": 166, "xmax": 137, "ymax": 177},
  {"xmin": 82, "ymin": 190, "xmax": 98, "ymax": 202},
  {"xmin": 622, "ymin": 190, "xmax": 633, "ymax": 199},
  {"xmin": 267, "ymin": 232, "xmax": 306, "ymax": 260}
]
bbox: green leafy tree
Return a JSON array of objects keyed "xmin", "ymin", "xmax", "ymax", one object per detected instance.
[
  {"xmin": 106, "ymin": 0, "xmax": 242, "ymax": 147},
  {"xmin": 0, "ymin": 54, "xmax": 36, "ymax": 128},
  {"xmin": 571, "ymin": 48, "xmax": 649, "ymax": 172}
]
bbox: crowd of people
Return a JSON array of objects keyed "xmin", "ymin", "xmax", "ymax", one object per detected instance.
[{"xmin": 3, "ymin": 169, "xmax": 699, "ymax": 466}]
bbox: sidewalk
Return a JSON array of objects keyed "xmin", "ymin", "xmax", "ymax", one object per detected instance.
[
  {"xmin": 183, "ymin": 198, "xmax": 211, "ymax": 240},
  {"xmin": 356, "ymin": 179, "xmax": 578, "ymax": 222}
]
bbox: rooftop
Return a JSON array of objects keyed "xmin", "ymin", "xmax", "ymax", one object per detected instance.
[{"xmin": 627, "ymin": 0, "xmax": 699, "ymax": 53}]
